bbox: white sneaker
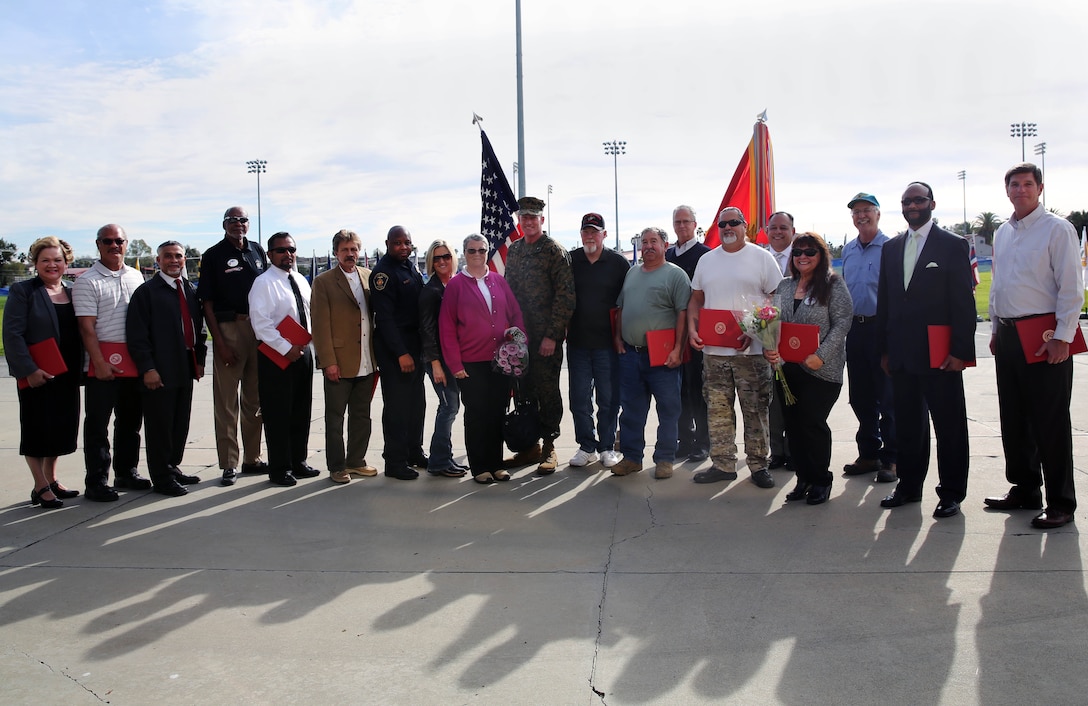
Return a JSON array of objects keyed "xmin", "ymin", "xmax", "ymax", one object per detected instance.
[
  {"xmin": 600, "ymin": 450, "xmax": 621, "ymax": 468},
  {"xmin": 569, "ymin": 448, "xmax": 599, "ymax": 467}
]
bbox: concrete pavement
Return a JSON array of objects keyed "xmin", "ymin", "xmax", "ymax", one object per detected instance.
[{"xmin": 1, "ymin": 338, "xmax": 1087, "ymax": 704}]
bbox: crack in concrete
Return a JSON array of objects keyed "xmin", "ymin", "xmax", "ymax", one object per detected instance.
[{"xmin": 21, "ymin": 651, "xmax": 109, "ymax": 702}]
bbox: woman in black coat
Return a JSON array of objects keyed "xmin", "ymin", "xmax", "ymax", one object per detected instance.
[{"xmin": 2, "ymin": 237, "xmax": 82, "ymax": 509}]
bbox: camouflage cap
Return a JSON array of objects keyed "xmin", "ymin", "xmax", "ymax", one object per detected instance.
[{"xmin": 517, "ymin": 196, "xmax": 546, "ymax": 216}]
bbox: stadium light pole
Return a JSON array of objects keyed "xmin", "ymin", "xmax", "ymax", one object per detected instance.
[
  {"xmin": 246, "ymin": 160, "xmax": 267, "ymax": 242},
  {"xmin": 1034, "ymin": 142, "xmax": 1047, "ymax": 209},
  {"xmin": 547, "ymin": 184, "xmax": 552, "ymax": 235},
  {"xmin": 1010, "ymin": 122, "xmax": 1037, "ymax": 161},
  {"xmin": 603, "ymin": 140, "xmax": 626, "ymax": 253},
  {"xmin": 957, "ymin": 170, "xmax": 967, "ymax": 235}
]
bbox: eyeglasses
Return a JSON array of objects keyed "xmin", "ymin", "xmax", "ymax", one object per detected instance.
[
  {"xmin": 718, "ymin": 219, "xmax": 745, "ymax": 228},
  {"xmin": 901, "ymin": 196, "xmax": 930, "ymax": 206},
  {"xmin": 673, "ymin": 219, "xmax": 694, "ymax": 226},
  {"xmin": 224, "ymin": 216, "xmax": 249, "ymax": 224},
  {"xmin": 792, "ymin": 247, "xmax": 819, "ymax": 257},
  {"xmin": 434, "ymin": 253, "xmax": 453, "ymax": 261},
  {"xmin": 270, "ymin": 246, "xmax": 297, "ymax": 254},
  {"xmin": 98, "ymin": 238, "xmax": 126, "ymax": 246},
  {"xmin": 851, "ymin": 207, "xmax": 876, "ymax": 215},
  {"xmin": 465, "ymin": 247, "xmax": 488, "ymax": 254}
]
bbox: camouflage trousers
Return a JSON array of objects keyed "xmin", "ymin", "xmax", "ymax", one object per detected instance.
[
  {"xmin": 524, "ymin": 344, "xmax": 565, "ymax": 442},
  {"xmin": 702, "ymin": 353, "xmax": 772, "ymax": 473}
]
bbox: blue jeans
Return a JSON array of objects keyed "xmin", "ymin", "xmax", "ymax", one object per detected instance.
[
  {"xmin": 618, "ymin": 344, "xmax": 682, "ymax": 464},
  {"xmin": 427, "ymin": 365, "xmax": 461, "ymax": 472},
  {"xmin": 567, "ymin": 346, "xmax": 620, "ymax": 453}
]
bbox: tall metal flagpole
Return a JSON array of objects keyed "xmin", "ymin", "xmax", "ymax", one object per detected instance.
[
  {"xmin": 515, "ymin": 0, "xmax": 526, "ymax": 198},
  {"xmin": 754, "ymin": 110, "xmax": 767, "ymax": 238}
]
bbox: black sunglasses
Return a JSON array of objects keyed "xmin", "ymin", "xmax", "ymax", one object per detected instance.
[
  {"xmin": 434, "ymin": 253, "xmax": 453, "ymax": 261},
  {"xmin": 98, "ymin": 238, "xmax": 126, "ymax": 246},
  {"xmin": 718, "ymin": 219, "xmax": 744, "ymax": 228},
  {"xmin": 224, "ymin": 216, "xmax": 249, "ymax": 224},
  {"xmin": 792, "ymin": 247, "xmax": 819, "ymax": 257},
  {"xmin": 464, "ymin": 247, "xmax": 488, "ymax": 254},
  {"xmin": 901, "ymin": 196, "xmax": 930, "ymax": 206},
  {"xmin": 270, "ymin": 246, "xmax": 297, "ymax": 254}
]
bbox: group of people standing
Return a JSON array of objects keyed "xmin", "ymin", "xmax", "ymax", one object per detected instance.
[{"xmin": 5, "ymin": 162, "xmax": 1079, "ymax": 530}]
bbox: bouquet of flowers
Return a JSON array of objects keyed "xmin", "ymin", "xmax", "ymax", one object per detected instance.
[
  {"xmin": 738, "ymin": 301, "xmax": 796, "ymax": 405},
  {"xmin": 492, "ymin": 327, "xmax": 529, "ymax": 378}
]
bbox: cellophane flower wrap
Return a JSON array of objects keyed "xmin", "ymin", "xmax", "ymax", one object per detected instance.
[
  {"xmin": 738, "ymin": 301, "xmax": 797, "ymax": 405},
  {"xmin": 492, "ymin": 327, "xmax": 529, "ymax": 378}
]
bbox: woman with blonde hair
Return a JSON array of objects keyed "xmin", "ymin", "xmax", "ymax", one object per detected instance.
[{"xmin": 3, "ymin": 236, "xmax": 82, "ymax": 509}]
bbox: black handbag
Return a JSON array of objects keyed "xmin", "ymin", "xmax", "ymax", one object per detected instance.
[{"xmin": 503, "ymin": 380, "xmax": 540, "ymax": 453}]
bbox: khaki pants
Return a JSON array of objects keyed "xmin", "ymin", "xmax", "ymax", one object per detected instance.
[{"xmin": 212, "ymin": 318, "xmax": 264, "ymax": 469}]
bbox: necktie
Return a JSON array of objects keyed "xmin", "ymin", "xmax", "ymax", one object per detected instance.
[
  {"xmin": 288, "ymin": 273, "xmax": 308, "ymax": 330},
  {"xmin": 175, "ymin": 279, "xmax": 195, "ymax": 350},
  {"xmin": 903, "ymin": 232, "xmax": 922, "ymax": 288}
]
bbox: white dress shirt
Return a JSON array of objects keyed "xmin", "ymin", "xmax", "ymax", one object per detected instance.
[
  {"xmin": 248, "ymin": 266, "xmax": 312, "ymax": 356},
  {"xmin": 340, "ymin": 266, "xmax": 375, "ymax": 377}
]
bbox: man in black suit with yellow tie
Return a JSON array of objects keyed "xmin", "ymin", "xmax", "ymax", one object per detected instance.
[
  {"xmin": 127, "ymin": 241, "xmax": 208, "ymax": 497},
  {"xmin": 876, "ymin": 182, "xmax": 976, "ymax": 518}
]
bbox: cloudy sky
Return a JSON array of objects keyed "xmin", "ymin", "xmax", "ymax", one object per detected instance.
[{"xmin": 2, "ymin": 0, "xmax": 1086, "ymax": 260}]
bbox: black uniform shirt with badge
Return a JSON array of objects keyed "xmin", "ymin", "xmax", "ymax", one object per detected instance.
[
  {"xmin": 369, "ymin": 254, "xmax": 424, "ymax": 357},
  {"xmin": 196, "ymin": 237, "xmax": 269, "ymax": 320}
]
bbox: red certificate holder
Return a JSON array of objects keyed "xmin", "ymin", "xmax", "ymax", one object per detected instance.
[
  {"xmin": 697, "ymin": 309, "xmax": 746, "ymax": 348},
  {"xmin": 258, "ymin": 317, "xmax": 313, "ymax": 370},
  {"xmin": 778, "ymin": 323, "xmax": 819, "ymax": 363},
  {"xmin": 87, "ymin": 342, "xmax": 138, "ymax": 378},
  {"xmin": 17, "ymin": 338, "xmax": 68, "ymax": 389},
  {"xmin": 645, "ymin": 329, "xmax": 691, "ymax": 367},
  {"xmin": 1014, "ymin": 314, "xmax": 1088, "ymax": 364},
  {"xmin": 927, "ymin": 325, "xmax": 977, "ymax": 369}
]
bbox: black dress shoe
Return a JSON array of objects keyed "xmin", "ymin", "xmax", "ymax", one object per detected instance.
[
  {"xmin": 85, "ymin": 484, "xmax": 120, "ymax": 502},
  {"xmin": 31, "ymin": 487, "xmax": 64, "ymax": 509},
  {"xmin": 768, "ymin": 454, "xmax": 790, "ymax": 470},
  {"xmin": 933, "ymin": 500, "xmax": 960, "ymax": 518},
  {"xmin": 1032, "ymin": 509, "xmax": 1074, "ymax": 529},
  {"xmin": 269, "ymin": 472, "xmax": 298, "ymax": 487},
  {"xmin": 241, "ymin": 461, "xmax": 270, "ymax": 474},
  {"xmin": 984, "ymin": 489, "xmax": 1043, "ymax": 511},
  {"xmin": 385, "ymin": 466, "xmax": 419, "ymax": 481},
  {"xmin": 114, "ymin": 470, "xmax": 153, "ymax": 490},
  {"xmin": 408, "ymin": 454, "xmax": 429, "ymax": 469},
  {"xmin": 693, "ymin": 466, "xmax": 737, "ymax": 484},
  {"xmin": 154, "ymin": 480, "xmax": 188, "ymax": 497},
  {"xmin": 221, "ymin": 468, "xmax": 238, "ymax": 486},
  {"xmin": 750, "ymin": 469, "xmax": 775, "ymax": 488},
  {"xmin": 292, "ymin": 464, "xmax": 320, "ymax": 479},
  {"xmin": 785, "ymin": 482, "xmax": 812, "ymax": 502},
  {"xmin": 48, "ymin": 482, "xmax": 80, "ymax": 499},
  {"xmin": 880, "ymin": 490, "xmax": 923, "ymax": 508},
  {"xmin": 806, "ymin": 485, "xmax": 832, "ymax": 505},
  {"xmin": 686, "ymin": 449, "xmax": 709, "ymax": 463},
  {"xmin": 172, "ymin": 472, "xmax": 201, "ymax": 485}
]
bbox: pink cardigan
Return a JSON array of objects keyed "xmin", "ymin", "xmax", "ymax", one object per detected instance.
[{"xmin": 439, "ymin": 270, "xmax": 525, "ymax": 374}]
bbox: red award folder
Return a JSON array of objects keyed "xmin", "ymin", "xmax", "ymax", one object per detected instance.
[
  {"xmin": 778, "ymin": 323, "xmax": 819, "ymax": 363},
  {"xmin": 645, "ymin": 329, "xmax": 691, "ymax": 367},
  {"xmin": 17, "ymin": 338, "xmax": 68, "ymax": 389},
  {"xmin": 258, "ymin": 316, "xmax": 313, "ymax": 370},
  {"xmin": 87, "ymin": 342, "xmax": 138, "ymax": 378},
  {"xmin": 1014, "ymin": 314, "xmax": 1088, "ymax": 363},
  {"xmin": 927, "ymin": 325, "xmax": 977, "ymax": 368},
  {"xmin": 698, "ymin": 309, "xmax": 746, "ymax": 348}
]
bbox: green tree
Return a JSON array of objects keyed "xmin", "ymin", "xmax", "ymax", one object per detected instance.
[
  {"xmin": 1048, "ymin": 207, "xmax": 1066, "ymax": 218},
  {"xmin": 1067, "ymin": 211, "xmax": 1088, "ymax": 235},
  {"xmin": 0, "ymin": 238, "xmax": 22, "ymax": 263},
  {"xmin": 185, "ymin": 245, "xmax": 201, "ymax": 279},
  {"xmin": 973, "ymin": 212, "xmax": 1003, "ymax": 245},
  {"xmin": 126, "ymin": 238, "xmax": 152, "ymax": 268}
]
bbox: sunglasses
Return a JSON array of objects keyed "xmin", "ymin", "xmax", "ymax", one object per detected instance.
[
  {"xmin": 434, "ymin": 253, "xmax": 453, "ymax": 261},
  {"xmin": 901, "ymin": 196, "xmax": 930, "ymax": 206},
  {"xmin": 792, "ymin": 247, "xmax": 819, "ymax": 257},
  {"xmin": 98, "ymin": 238, "xmax": 126, "ymax": 246},
  {"xmin": 270, "ymin": 246, "xmax": 297, "ymax": 254},
  {"xmin": 224, "ymin": 216, "xmax": 249, "ymax": 224},
  {"xmin": 464, "ymin": 247, "xmax": 488, "ymax": 254},
  {"xmin": 718, "ymin": 219, "xmax": 745, "ymax": 228}
]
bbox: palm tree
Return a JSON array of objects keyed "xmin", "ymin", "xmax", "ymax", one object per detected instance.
[
  {"xmin": 1048, "ymin": 207, "xmax": 1066, "ymax": 218},
  {"xmin": 1067, "ymin": 211, "xmax": 1088, "ymax": 235},
  {"xmin": 973, "ymin": 212, "xmax": 1003, "ymax": 245}
]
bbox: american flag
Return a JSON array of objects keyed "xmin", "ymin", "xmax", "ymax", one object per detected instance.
[
  {"xmin": 478, "ymin": 129, "xmax": 521, "ymax": 274},
  {"xmin": 968, "ymin": 234, "xmax": 980, "ymax": 286}
]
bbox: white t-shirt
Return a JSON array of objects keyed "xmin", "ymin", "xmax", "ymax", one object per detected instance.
[{"xmin": 691, "ymin": 243, "xmax": 784, "ymax": 356}]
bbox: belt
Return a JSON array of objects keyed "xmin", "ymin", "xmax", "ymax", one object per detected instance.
[
  {"xmin": 853, "ymin": 315, "xmax": 874, "ymax": 323},
  {"xmin": 995, "ymin": 313, "xmax": 1046, "ymax": 327},
  {"xmin": 625, "ymin": 342, "xmax": 647, "ymax": 352}
]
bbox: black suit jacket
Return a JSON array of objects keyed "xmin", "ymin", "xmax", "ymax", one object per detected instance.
[
  {"xmin": 876, "ymin": 224, "xmax": 976, "ymax": 374},
  {"xmin": 126, "ymin": 275, "xmax": 208, "ymax": 388},
  {"xmin": 2, "ymin": 277, "xmax": 75, "ymax": 379}
]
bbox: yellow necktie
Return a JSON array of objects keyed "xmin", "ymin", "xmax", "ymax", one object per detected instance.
[{"xmin": 903, "ymin": 232, "xmax": 922, "ymax": 288}]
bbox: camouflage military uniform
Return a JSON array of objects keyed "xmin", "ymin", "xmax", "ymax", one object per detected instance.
[
  {"xmin": 505, "ymin": 234, "xmax": 576, "ymax": 441},
  {"xmin": 703, "ymin": 354, "xmax": 772, "ymax": 472}
]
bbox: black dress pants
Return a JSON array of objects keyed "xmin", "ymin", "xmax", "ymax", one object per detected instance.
[
  {"xmin": 142, "ymin": 382, "xmax": 193, "ymax": 487},
  {"xmin": 257, "ymin": 349, "xmax": 313, "ymax": 475},
  {"xmin": 890, "ymin": 369, "xmax": 969, "ymax": 503},
  {"xmin": 83, "ymin": 377, "xmax": 143, "ymax": 487},
  {"xmin": 374, "ymin": 338, "xmax": 425, "ymax": 469}
]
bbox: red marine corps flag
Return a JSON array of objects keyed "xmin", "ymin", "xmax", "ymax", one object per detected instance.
[
  {"xmin": 474, "ymin": 113, "xmax": 522, "ymax": 274},
  {"xmin": 705, "ymin": 111, "xmax": 776, "ymax": 250}
]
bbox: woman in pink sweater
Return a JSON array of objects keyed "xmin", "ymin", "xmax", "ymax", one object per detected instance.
[{"xmin": 439, "ymin": 234, "xmax": 525, "ymax": 483}]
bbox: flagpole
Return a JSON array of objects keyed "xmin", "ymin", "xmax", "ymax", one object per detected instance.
[{"xmin": 515, "ymin": 0, "xmax": 526, "ymax": 199}]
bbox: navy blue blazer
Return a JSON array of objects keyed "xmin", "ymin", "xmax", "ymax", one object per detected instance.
[
  {"xmin": 876, "ymin": 225, "xmax": 976, "ymax": 374},
  {"xmin": 2, "ymin": 277, "xmax": 75, "ymax": 379},
  {"xmin": 126, "ymin": 275, "xmax": 208, "ymax": 388}
]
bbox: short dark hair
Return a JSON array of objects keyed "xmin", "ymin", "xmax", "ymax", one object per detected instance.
[
  {"xmin": 769, "ymin": 211, "xmax": 794, "ymax": 224},
  {"xmin": 268, "ymin": 232, "xmax": 292, "ymax": 251},
  {"xmin": 157, "ymin": 240, "xmax": 184, "ymax": 255},
  {"xmin": 1004, "ymin": 162, "xmax": 1043, "ymax": 187},
  {"xmin": 906, "ymin": 181, "xmax": 934, "ymax": 200}
]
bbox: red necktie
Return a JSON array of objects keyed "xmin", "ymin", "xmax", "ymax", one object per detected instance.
[{"xmin": 176, "ymin": 279, "xmax": 195, "ymax": 350}]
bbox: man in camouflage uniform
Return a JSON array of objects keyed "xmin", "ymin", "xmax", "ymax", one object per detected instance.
[
  {"xmin": 687, "ymin": 207, "xmax": 784, "ymax": 489},
  {"xmin": 504, "ymin": 196, "xmax": 576, "ymax": 475}
]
